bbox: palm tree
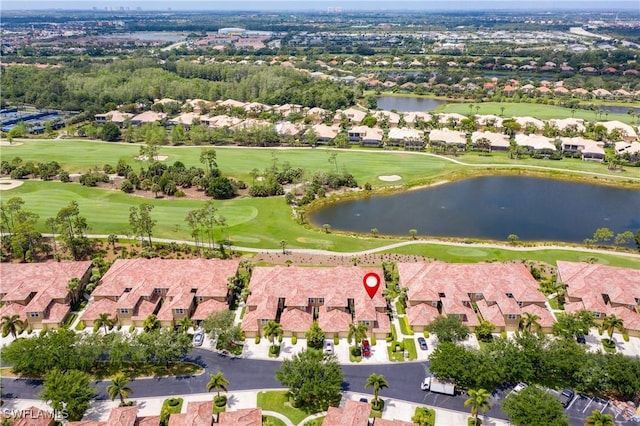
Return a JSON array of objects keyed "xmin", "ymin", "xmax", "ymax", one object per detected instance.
[
  {"xmin": 585, "ymin": 409, "xmax": 615, "ymax": 426},
  {"xmin": 397, "ymin": 287, "xmax": 409, "ymax": 307},
  {"xmin": 1, "ymin": 314, "xmax": 25, "ymax": 339},
  {"xmin": 464, "ymin": 388, "xmax": 492, "ymax": 424},
  {"xmin": 365, "ymin": 373, "xmax": 389, "ymax": 404},
  {"xmin": 95, "ymin": 312, "xmax": 115, "ymax": 334},
  {"xmin": 67, "ymin": 277, "xmax": 81, "ymax": 306},
  {"xmin": 519, "ymin": 312, "xmax": 541, "ymax": 334},
  {"xmin": 176, "ymin": 317, "xmax": 194, "ymax": 334},
  {"xmin": 263, "ymin": 320, "xmax": 283, "ymax": 348},
  {"xmin": 602, "ymin": 314, "xmax": 624, "ymax": 345},
  {"xmin": 206, "ymin": 372, "xmax": 230, "ymax": 400},
  {"xmin": 107, "ymin": 374, "xmax": 132, "ymax": 406},
  {"xmin": 348, "ymin": 322, "xmax": 368, "ymax": 346},
  {"xmin": 143, "ymin": 314, "xmax": 160, "ymax": 333}
]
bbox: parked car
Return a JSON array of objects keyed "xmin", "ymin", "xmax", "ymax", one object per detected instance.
[
  {"xmin": 193, "ymin": 332, "xmax": 204, "ymax": 347},
  {"xmin": 576, "ymin": 335, "xmax": 586, "ymax": 344},
  {"xmin": 359, "ymin": 397, "xmax": 368, "ymax": 403},
  {"xmin": 559, "ymin": 388, "xmax": 575, "ymax": 408},
  {"xmin": 512, "ymin": 382, "xmax": 528, "ymax": 394},
  {"xmin": 362, "ymin": 339, "xmax": 371, "ymax": 357},
  {"xmin": 417, "ymin": 337, "xmax": 428, "ymax": 350},
  {"xmin": 324, "ymin": 340, "xmax": 334, "ymax": 354}
]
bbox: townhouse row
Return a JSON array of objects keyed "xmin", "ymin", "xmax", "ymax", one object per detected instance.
[{"xmin": 1, "ymin": 259, "xmax": 639, "ymax": 337}]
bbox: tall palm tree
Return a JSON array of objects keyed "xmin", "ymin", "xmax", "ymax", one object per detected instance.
[
  {"xmin": 602, "ymin": 314, "xmax": 624, "ymax": 345},
  {"xmin": 519, "ymin": 312, "xmax": 541, "ymax": 334},
  {"xmin": 176, "ymin": 317, "xmax": 194, "ymax": 334},
  {"xmin": 206, "ymin": 372, "xmax": 230, "ymax": 399},
  {"xmin": 263, "ymin": 320, "xmax": 283, "ymax": 348},
  {"xmin": 67, "ymin": 277, "xmax": 81, "ymax": 306},
  {"xmin": 365, "ymin": 373, "xmax": 389, "ymax": 404},
  {"xmin": 348, "ymin": 322, "xmax": 368, "ymax": 346},
  {"xmin": 1, "ymin": 314, "xmax": 25, "ymax": 339},
  {"xmin": 585, "ymin": 409, "xmax": 615, "ymax": 426},
  {"xmin": 107, "ymin": 374, "xmax": 132, "ymax": 406},
  {"xmin": 95, "ymin": 312, "xmax": 115, "ymax": 334},
  {"xmin": 464, "ymin": 388, "xmax": 492, "ymax": 424},
  {"xmin": 397, "ymin": 287, "xmax": 409, "ymax": 307}
]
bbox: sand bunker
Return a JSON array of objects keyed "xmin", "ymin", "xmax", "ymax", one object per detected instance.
[
  {"xmin": 0, "ymin": 179, "xmax": 25, "ymax": 190},
  {"xmin": 378, "ymin": 175, "xmax": 402, "ymax": 182},
  {"xmin": 135, "ymin": 155, "xmax": 168, "ymax": 161}
]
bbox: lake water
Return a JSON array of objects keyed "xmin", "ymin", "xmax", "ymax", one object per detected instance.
[
  {"xmin": 310, "ymin": 176, "xmax": 640, "ymax": 243},
  {"xmin": 376, "ymin": 96, "xmax": 446, "ymax": 112},
  {"xmin": 597, "ymin": 105, "xmax": 640, "ymax": 115}
]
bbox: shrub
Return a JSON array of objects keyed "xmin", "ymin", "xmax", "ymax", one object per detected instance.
[
  {"xmin": 371, "ymin": 336, "xmax": 376, "ymax": 346},
  {"xmin": 412, "ymin": 407, "xmax": 436, "ymax": 426},
  {"xmin": 93, "ymin": 323, "xmax": 100, "ymax": 333},
  {"xmin": 291, "ymin": 336, "xmax": 297, "ymax": 345},
  {"xmin": 350, "ymin": 346, "xmax": 362, "ymax": 357},
  {"xmin": 75, "ymin": 320, "xmax": 86, "ymax": 331},
  {"xmin": 269, "ymin": 345, "xmax": 280, "ymax": 358},
  {"xmin": 399, "ymin": 316, "xmax": 414, "ymax": 335},
  {"xmin": 623, "ymin": 333, "xmax": 630, "ymax": 342},
  {"xmin": 372, "ymin": 399, "xmax": 384, "ymax": 411},
  {"xmin": 468, "ymin": 418, "xmax": 481, "ymax": 426},
  {"xmin": 500, "ymin": 331, "xmax": 507, "ymax": 339},
  {"xmin": 255, "ymin": 336, "xmax": 261, "ymax": 344},
  {"xmin": 423, "ymin": 330, "xmax": 430, "ymax": 338},
  {"xmin": 333, "ymin": 336, "xmax": 339, "ymax": 345},
  {"xmin": 129, "ymin": 325, "xmax": 136, "ymax": 333}
]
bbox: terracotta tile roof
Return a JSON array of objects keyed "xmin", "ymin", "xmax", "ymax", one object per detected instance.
[
  {"xmin": 374, "ymin": 311, "xmax": 391, "ymax": 334},
  {"xmin": 191, "ymin": 298, "xmax": 228, "ymax": 321},
  {"xmin": 130, "ymin": 298, "xmax": 160, "ymax": 321},
  {"xmin": 317, "ymin": 307, "xmax": 352, "ymax": 332},
  {"xmin": 610, "ymin": 306, "xmax": 640, "ymax": 332},
  {"xmin": 0, "ymin": 302, "xmax": 26, "ymax": 322},
  {"xmin": 67, "ymin": 422, "xmax": 103, "ymax": 426},
  {"xmin": 245, "ymin": 266, "xmax": 385, "ymax": 335},
  {"xmin": 134, "ymin": 416, "xmax": 160, "ymax": 426},
  {"xmin": 13, "ymin": 407, "xmax": 56, "ymax": 426},
  {"xmin": 80, "ymin": 298, "xmax": 118, "ymax": 322},
  {"xmin": 41, "ymin": 301, "xmax": 71, "ymax": 324},
  {"xmin": 218, "ymin": 408, "xmax": 262, "ymax": 426},
  {"xmin": 168, "ymin": 401, "xmax": 212, "ymax": 426},
  {"xmin": 280, "ymin": 307, "xmax": 313, "ymax": 333},
  {"xmin": 476, "ymin": 299, "xmax": 506, "ymax": 327},
  {"xmin": 521, "ymin": 304, "xmax": 555, "ymax": 328},
  {"xmin": 106, "ymin": 406, "xmax": 138, "ymax": 425},
  {"xmin": 406, "ymin": 303, "xmax": 440, "ymax": 326},
  {"xmin": 0, "ymin": 261, "xmax": 92, "ymax": 303},
  {"xmin": 323, "ymin": 400, "xmax": 370, "ymax": 426}
]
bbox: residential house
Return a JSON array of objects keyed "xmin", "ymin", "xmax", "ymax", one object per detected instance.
[
  {"xmin": 0, "ymin": 261, "xmax": 92, "ymax": 330},
  {"xmin": 336, "ymin": 108, "xmax": 368, "ymax": 125},
  {"xmin": 94, "ymin": 111, "xmax": 134, "ymax": 127},
  {"xmin": 560, "ymin": 137, "xmax": 605, "ymax": 161},
  {"xmin": 168, "ymin": 401, "xmax": 212, "ymax": 426},
  {"xmin": 323, "ymin": 400, "xmax": 370, "ymax": 426},
  {"xmin": 219, "ymin": 99, "xmax": 247, "ymax": 109},
  {"xmin": 361, "ymin": 127, "xmax": 384, "ymax": 147},
  {"xmin": 218, "ymin": 408, "xmax": 262, "ymax": 426},
  {"xmin": 201, "ymin": 114, "xmax": 242, "ymax": 129},
  {"xmin": 387, "ymin": 128, "xmax": 424, "ymax": 148},
  {"xmin": 428, "ymin": 128, "xmax": 467, "ymax": 150},
  {"xmin": 275, "ymin": 122, "xmax": 304, "ymax": 139},
  {"xmin": 308, "ymin": 124, "xmax": 340, "ymax": 144},
  {"xmin": 398, "ymin": 262, "xmax": 553, "ymax": 332},
  {"xmin": 437, "ymin": 113, "xmax": 467, "ymax": 126},
  {"xmin": 169, "ymin": 112, "xmax": 201, "ymax": 128},
  {"xmin": 375, "ymin": 111, "xmax": 401, "ymax": 128},
  {"xmin": 598, "ymin": 120, "xmax": 638, "ymax": 141},
  {"xmin": 557, "ymin": 261, "xmax": 640, "ymax": 337},
  {"xmin": 275, "ymin": 104, "xmax": 303, "ymax": 117},
  {"xmin": 476, "ymin": 115, "xmax": 503, "ymax": 130},
  {"xmin": 241, "ymin": 266, "xmax": 390, "ymax": 339},
  {"xmin": 131, "ymin": 111, "xmax": 167, "ymax": 126},
  {"xmin": 471, "ymin": 131, "xmax": 510, "ymax": 152},
  {"xmin": 614, "ymin": 141, "xmax": 640, "ymax": 161},
  {"xmin": 592, "ymin": 89, "xmax": 613, "ymax": 100},
  {"xmin": 348, "ymin": 125, "xmax": 368, "ymax": 143},
  {"xmin": 549, "ymin": 118, "xmax": 586, "ymax": 134},
  {"xmin": 403, "ymin": 112, "xmax": 431, "ymax": 128},
  {"xmin": 513, "ymin": 116, "xmax": 544, "ymax": 132},
  {"xmin": 67, "ymin": 406, "xmax": 160, "ymax": 426},
  {"xmin": 514, "ymin": 134, "xmax": 557, "ymax": 153},
  {"xmin": 80, "ymin": 259, "xmax": 239, "ymax": 328}
]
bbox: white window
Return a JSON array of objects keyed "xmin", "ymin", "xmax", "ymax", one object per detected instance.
[
  {"xmin": 360, "ymin": 320, "xmax": 370, "ymax": 326},
  {"xmin": 120, "ymin": 308, "xmax": 129, "ymax": 314},
  {"xmin": 506, "ymin": 314, "xmax": 518, "ymax": 320},
  {"xmin": 175, "ymin": 308, "xmax": 184, "ymax": 314},
  {"xmin": 506, "ymin": 293, "xmax": 514, "ymax": 298},
  {"xmin": 197, "ymin": 296, "xmax": 204, "ymax": 302},
  {"xmin": 260, "ymin": 319, "xmax": 269, "ymax": 324},
  {"xmin": 318, "ymin": 298, "xmax": 325, "ymax": 304},
  {"xmin": 475, "ymin": 293, "xmax": 483, "ymax": 299},
  {"xmin": 29, "ymin": 312, "xmax": 39, "ymax": 318},
  {"xmin": 593, "ymin": 311, "xmax": 602, "ymax": 318},
  {"xmin": 517, "ymin": 301, "xmax": 524, "ymax": 308}
]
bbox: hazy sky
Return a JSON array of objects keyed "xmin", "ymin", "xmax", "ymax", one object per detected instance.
[{"xmin": 1, "ymin": 0, "xmax": 639, "ymax": 11}]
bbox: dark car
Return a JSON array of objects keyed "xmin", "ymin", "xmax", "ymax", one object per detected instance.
[
  {"xmin": 576, "ymin": 335, "xmax": 586, "ymax": 344},
  {"xmin": 362, "ymin": 339, "xmax": 371, "ymax": 357},
  {"xmin": 193, "ymin": 332, "xmax": 204, "ymax": 347},
  {"xmin": 559, "ymin": 388, "xmax": 575, "ymax": 408},
  {"xmin": 417, "ymin": 337, "xmax": 428, "ymax": 350}
]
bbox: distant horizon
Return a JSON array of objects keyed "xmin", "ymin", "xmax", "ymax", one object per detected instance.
[{"xmin": 1, "ymin": 0, "xmax": 639, "ymax": 12}]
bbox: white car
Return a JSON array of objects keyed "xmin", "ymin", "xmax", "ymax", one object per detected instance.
[
  {"xmin": 512, "ymin": 382, "xmax": 528, "ymax": 394},
  {"xmin": 323, "ymin": 341, "xmax": 334, "ymax": 354}
]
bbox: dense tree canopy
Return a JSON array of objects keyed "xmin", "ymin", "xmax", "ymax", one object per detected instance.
[
  {"xmin": 502, "ymin": 386, "xmax": 569, "ymax": 426},
  {"xmin": 275, "ymin": 349, "xmax": 343, "ymax": 411}
]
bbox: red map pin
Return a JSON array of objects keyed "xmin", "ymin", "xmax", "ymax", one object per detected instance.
[{"xmin": 363, "ymin": 272, "xmax": 381, "ymax": 299}]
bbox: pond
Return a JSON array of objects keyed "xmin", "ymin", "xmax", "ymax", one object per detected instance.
[
  {"xmin": 310, "ymin": 176, "xmax": 640, "ymax": 243},
  {"xmin": 376, "ymin": 96, "xmax": 446, "ymax": 112},
  {"xmin": 597, "ymin": 105, "xmax": 640, "ymax": 115}
]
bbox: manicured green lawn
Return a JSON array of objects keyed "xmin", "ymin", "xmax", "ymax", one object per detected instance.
[
  {"xmin": 382, "ymin": 243, "xmax": 640, "ymax": 269},
  {"xmin": 436, "ymin": 101, "xmax": 635, "ymax": 124},
  {"xmin": 399, "ymin": 317, "xmax": 414, "ymax": 336},
  {"xmin": 257, "ymin": 390, "xmax": 314, "ymax": 424},
  {"xmin": 263, "ymin": 415, "xmax": 288, "ymax": 426}
]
